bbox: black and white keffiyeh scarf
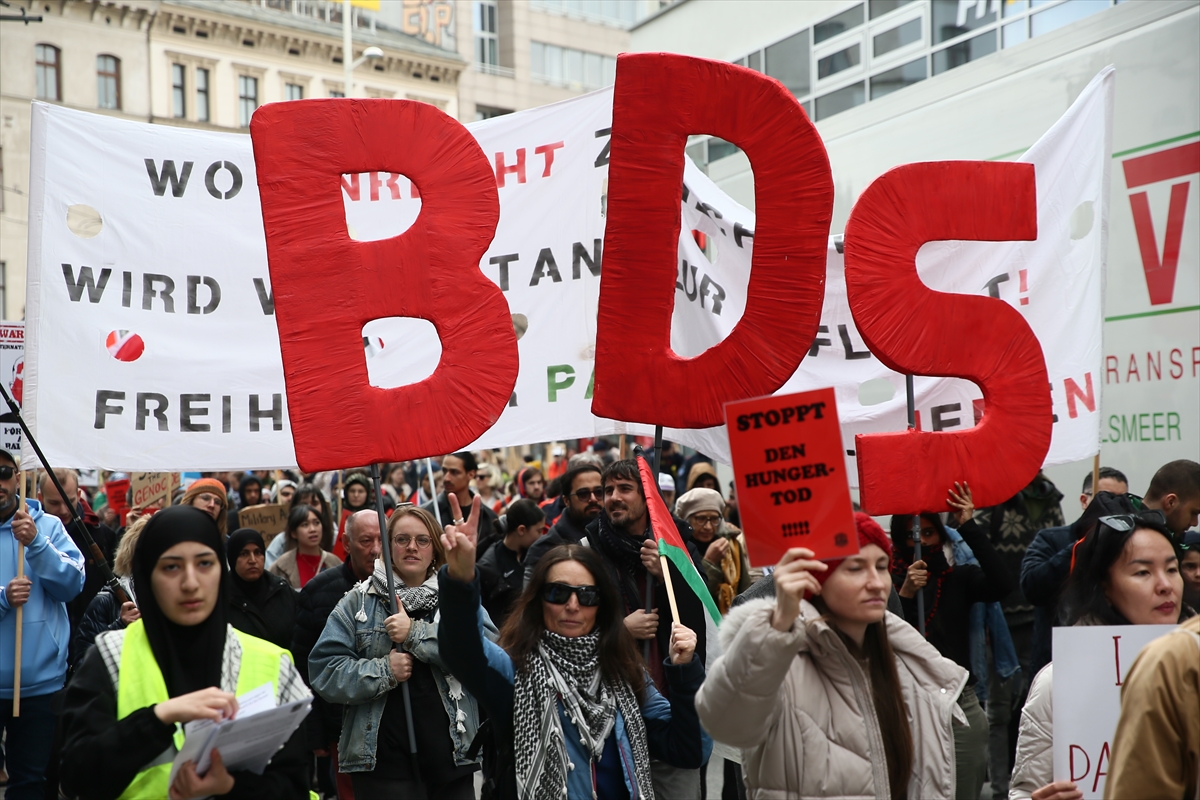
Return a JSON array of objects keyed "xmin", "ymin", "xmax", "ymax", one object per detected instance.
[
  {"xmin": 513, "ymin": 629, "xmax": 653, "ymax": 800},
  {"xmin": 367, "ymin": 559, "xmax": 439, "ymax": 615}
]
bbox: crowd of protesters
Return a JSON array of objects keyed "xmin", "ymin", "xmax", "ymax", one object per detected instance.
[{"xmin": 0, "ymin": 442, "xmax": 1197, "ymax": 800}]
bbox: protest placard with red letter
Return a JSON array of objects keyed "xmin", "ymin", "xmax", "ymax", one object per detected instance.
[
  {"xmin": 844, "ymin": 162, "xmax": 1050, "ymax": 514},
  {"xmin": 250, "ymin": 99, "xmax": 517, "ymax": 471},
  {"xmin": 593, "ymin": 53, "xmax": 832, "ymax": 428},
  {"xmin": 726, "ymin": 387, "xmax": 858, "ymax": 567}
]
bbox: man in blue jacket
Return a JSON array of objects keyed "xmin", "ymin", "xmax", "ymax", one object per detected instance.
[{"xmin": 0, "ymin": 450, "xmax": 85, "ymax": 799}]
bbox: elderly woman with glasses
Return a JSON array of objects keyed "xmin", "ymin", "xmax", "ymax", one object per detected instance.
[
  {"xmin": 675, "ymin": 487, "xmax": 753, "ymax": 615},
  {"xmin": 437, "ymin": 494, "xmax": 705, "ymax": 800},
  {"xmin": 308, "ymin": 505, "xmax": 494, "ymax": 800}
]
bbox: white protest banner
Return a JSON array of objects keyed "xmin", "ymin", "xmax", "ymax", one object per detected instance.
[
  {"xmin": 1052, "ymin": 624, "xmax": 1175, "ymax": 798},
  {"xmin": 24, "ymin": 70, "xmax": 1109, "ymax": 471},
  {"xmin": 0, "ymin": 322, "xmax": 22, "ymax": 456}
]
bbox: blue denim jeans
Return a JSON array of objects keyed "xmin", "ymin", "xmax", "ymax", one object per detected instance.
[{"xmin": 0, "ymin": 691, "xmax": 58, "ymax": 800}]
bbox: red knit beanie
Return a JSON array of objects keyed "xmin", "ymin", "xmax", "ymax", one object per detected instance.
[{"xmin": 814, "ymin": 512, "xmax": 893, "ymax": 585}]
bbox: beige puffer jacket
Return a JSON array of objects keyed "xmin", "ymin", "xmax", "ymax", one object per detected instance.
[{"xmin": 697, "ymin": 597, "xmax": 969, "ymax": 799}]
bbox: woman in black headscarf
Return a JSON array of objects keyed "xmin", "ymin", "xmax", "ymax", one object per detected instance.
[
  {"xmin": 60, "ymin": 505, "xmax": 311, "ymax": 800},
  {"xmin": 226, "ymin": 528, "xmax": 296, "ymax": 649}
]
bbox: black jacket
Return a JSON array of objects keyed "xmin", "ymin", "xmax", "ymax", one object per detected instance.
[
  {"xmin": 65, "ymin": 515, "xmax": 118, "ymax": 631},
  {"xmin": 291, "ymin": 559, "xmax": 359, "ymax": 749},
  {"xmin": 423, "ymin": 492, "xmax": 499, "ymax": 537},
  {"xmin": 893, "ymin": 519, "xmax": 1014, "ymax": 683},
  {"xmin": 60, "ymin": 644, "xmax": 309, "ymax": 800},
  {"xmin": 1021, "ymin": 523, "xmax": 1074, "ymax": 678},
  {"xmin": 228, "ymin": 572, "xmax": 297, "ymax": 650},
  {"xmin": 70, "ymin": 584, "xmax": 130, "ymax": 670},
  {"xmin": 477, "ymin": 540, "xmax": 524, "ymax": 628}
]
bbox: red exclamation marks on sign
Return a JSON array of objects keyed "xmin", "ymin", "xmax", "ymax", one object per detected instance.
[{"xmin": 1019, "ymin": 269, "xmax": 1029, "ymax": 306}]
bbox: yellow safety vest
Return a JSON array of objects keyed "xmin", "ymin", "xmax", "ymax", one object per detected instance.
[{"xmin": 114, "ymin": 619, "xmax": 287, "ymax": 800}]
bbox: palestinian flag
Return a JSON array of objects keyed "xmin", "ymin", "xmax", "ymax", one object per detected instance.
[{"xmin": 637, "ymin": 455, "xmax": 722, "ymax": 626}]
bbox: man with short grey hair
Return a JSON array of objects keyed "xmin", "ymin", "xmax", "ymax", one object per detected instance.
[{"xmin": 292, "ymin": 508, "xmax": 382, "ymax": 798}]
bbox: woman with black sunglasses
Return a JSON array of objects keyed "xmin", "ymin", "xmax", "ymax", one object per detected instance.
[
  {"xmin": 1009, "ymin": 511, "xmax": 1193, "ymax": 800},
  {"xmin": 437, "ymin": 494, "xmax": 705, "ymax": 800}
]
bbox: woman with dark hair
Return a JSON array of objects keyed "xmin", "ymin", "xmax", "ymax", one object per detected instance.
[
  {"xmin": 438, "ymin": 495, "xmax": 705, "ymax": 800},
  {"xmin": 264, "ymin": 483, "xmax": 333, "ymax": 567},
  {"xmin": 697, "ymin": 512, "xmax": 968, "ymax": 798},
  {"xmin": 226, "ymin": 528, "xmax": 296, "ymax": 648},
  {"xmin": 268, "ymin": 504, "xmax": 340, "ymax": 590},
  {"xmin": 1010, "ymin": 511, "xmax": 1190, "ymax": 800},
  {"xmin": 309, "ymin": 504, "xmax": 487, "ymax": 799},
  {"xmin": 478, "ymin": 498, "xmax": 546, "ymax": 627},
  {"xmin": 59, "ymin": 505, "xmax": 310, "ymax": 799},
  {"xmin": 890, "ymin": 484, "xmax": 1013, "ymax": 800}
]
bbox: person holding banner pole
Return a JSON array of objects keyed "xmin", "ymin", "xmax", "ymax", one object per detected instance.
[
  {"xmin": 308, "ymin": 503, "xmax": 487, "ymax": 799},
  {"xmin": 0, "ymin": 450, "xmax": 84, "ymax": 800},
  {"xmin": 1009, "ymin": 511, "xmax": 1191, "ymax": 800},
  {"xmin": 697, "ymin": 512, "xmax": 968, "ymax": 799}
]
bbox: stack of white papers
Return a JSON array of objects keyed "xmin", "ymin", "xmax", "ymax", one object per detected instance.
[{"xmin": 168, "ymin": 683, "xmax": 312, "ymax": 784}]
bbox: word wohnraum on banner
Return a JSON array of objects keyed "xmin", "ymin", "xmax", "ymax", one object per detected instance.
[{"xmin": 24, "ymin": 72, "xmax": 1108, "ymax": 473}]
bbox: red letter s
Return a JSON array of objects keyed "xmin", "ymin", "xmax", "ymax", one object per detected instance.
[
  {"xmin": 251, "ymin": 100, "xmax": 517, "ymax": 471},
  {"xmin": 844, "ymin": 162, "xmax": 1050, "ymax": 513}
]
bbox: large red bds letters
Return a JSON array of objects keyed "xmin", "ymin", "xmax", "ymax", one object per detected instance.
[
  {"xmin": 844, "ymin": 162, "xmax": 1051, "ymax": 514},
  {"xmin": 591, "ymin": 53, "xmax": 833, "ymax": 428},
  {"xmin": 251, "ymin": 99, "xmax": 518, "ymax": 471}
]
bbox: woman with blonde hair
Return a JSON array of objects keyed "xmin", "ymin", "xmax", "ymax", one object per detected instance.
[
  {"xmin": 69, "ymin": 515, "xmax": 149, "ymax": 669},
  {"xmin": 309, "ymin": 504, "xmax": 491, "ymax": 799}
]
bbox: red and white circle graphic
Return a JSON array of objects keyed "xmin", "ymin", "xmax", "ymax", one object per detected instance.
[{"xmin": 105, "ymin": 330, "xmax": 145, "ymax": 362}]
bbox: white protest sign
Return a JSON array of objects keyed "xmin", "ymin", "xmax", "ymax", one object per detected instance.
[
  {"xmin": 1052, "ymin": 623, "xmax": 1176, "ymax": 798},
  {"xmin": 24, "ymin": 71, "xmax": 1109, "ymax": 471},
  {"xmin": 0, "ymin": 322, "xmax": 22, "ymax": 457}
]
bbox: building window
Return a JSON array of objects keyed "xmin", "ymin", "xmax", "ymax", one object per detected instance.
[
  {"xmin": 932, "ymin": 29, "xmax": 996, "ymax": 74},
  {"xmin": 814, "ymin": 4, "xmax": 864, "ymax": 44},
  {"xmin": 874, "ymin": 17, "xmax": 922, "ymax": 57},
  {"xmin": 328, "ymin": 89, "xmax": 345, "ymax": 98},
  {"xmin": 196, "ymin": 67, "xmax": 210, "ymax": 121},
  {"xmin": 35, "ymin": 44, "xmax": 61, "ymax": 101},
  {"xmin": 97, "ymin": 55, "xmax": 121, "ymax": 110},
  {"xmin": 0, "ymin": 261, "xmax": 7, "ymax": 319},
  {"xmin": 474, "ymin": 0, "xmax": 499, "ymax": 67},
  {"xmin": 932, "ymin": 0, "xmax": 997, "ymax": 44},
  {"xmin": 286, "ymin": 83, "xmax": 304, "ymax": 100},
  {"xmin": 818, "ymin": 44, "xmax": 861, "ymax": 79},
  {"xmin": 172, "ymin": 63, "xmax": 187, "ymax": 118},
  {"xmin": 238, "ymin": 75, "xmax": 258, "ymax": 127},
  {"xmin": 531, "ymin": 42, "xmax": 615, "ymax": 89},
  {"xmin": 870, "ymin": 56, "xmax": 926, "ymax": 99},
  {"xmin": 475, "ymin": 105, "xmax": 511, "ymax": 121},
  {"xmin": 815, "ymin": 81, "xmax": 865, "ymax": 120},
  {"xmin": 869, "ymin": 0, "xmax": 915, "ymax": 18},
  {"xmin": 766, "ymin": 29, "xmax": 810, "ymax": 98}
]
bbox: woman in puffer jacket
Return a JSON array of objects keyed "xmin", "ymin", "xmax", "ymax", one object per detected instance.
[
  {"xmin": 697, "ymin": 512, "xmax": 969, "ymax": 799},
  {"xmin": 1009, "ymin": 511, "xmax": 1191, "ymax": 800}
]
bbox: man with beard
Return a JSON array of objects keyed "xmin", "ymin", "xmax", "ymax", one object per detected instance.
[
  {"xmin": 423, "ymin": 452, "xmax": 498, "ymax": 545},
  {"xmin": 520, "ymin": 464, "xmax": 603, "ymax": 583},
  {"xmin": 586, "ymin": 459, "xmax": 709, "ymax": 799}
]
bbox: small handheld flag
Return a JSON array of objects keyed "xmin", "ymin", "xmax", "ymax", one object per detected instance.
[{"xmin": 637, "ymin": 455, "xmax": 722, "ymax": 627}]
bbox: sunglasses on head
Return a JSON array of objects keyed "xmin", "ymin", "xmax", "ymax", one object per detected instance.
[
  {"xmin": 0, "ymin": 466, "xmax": 14, "ymax": 481},
  {"xmin": 1098, "ymin": 510, "xmax": 1169, "ymax": 534},
  {"xmin": 542, "ymin": 582, "xmax": 601, "ymax": 607}
]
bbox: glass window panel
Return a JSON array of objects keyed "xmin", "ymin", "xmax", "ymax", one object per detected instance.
[
  {"xmin": 584, "ymin": 52, "xmax": 603, "ymax": 89},
  {"xmin": 815, "ymin": 4, "xmax": 864, "ymax": 43},
  {"xmin": 733, "ymin": 57, "xmax": 745, "ymax": 66},
  {"xmin": 531, "ymin": 42, "xmax": 545, "ymax": 77},
  {"xmin": 707, "ymin": 138, "xmax": 741, "ymax": 163},
  {"xmin": 818, "ymin": 43, "xmax": 861, "ymax": 79},
  {"xmin": 545, "ymin": 45, "xmax": 563, "ymax": 83},
  {"xmin": 35, "ymin": 44, "xmax": 60, "ymax": 101},
  {"xmin": 932, "ymin": 29, "xmax": 997, "ymax": 74},
  {"xmin": 815, "ymin": 81, "xmax": 865, "ymax": 120},
  {"xmin": 873, "ymin": 17, "xmax": 921, "ymax": 56},
  {"xmin": 565, "ymin": 48, "xmax": 583, "ymax": 85},
  {"xmin": 1004, "ymin": 0, "xmax": 1030, "ymax": 16},
  {"xmin": 172, "ymin": 64, "xmax": 186, "ymax": 118},
  {"xmin": 748, "ymin": 50, "xmax": 761, "ymax": 71},
  {"xmin": 932, "ymin": 0, "xmax": 997, "ymax": 44},
  {"xmin": 1031, "ymin": 0, "xmax": 1112, "ymax": 37},
  {"xmin": 870, "ymin": 56, "xmax": 925, "ymax": 99},
  {"xmin": 869, "ymin": 0, "xmax": 915, "ymax": 18},
  {"xmin": 601, "ymin": 55, "xmax": 616, "ymax": 86},
  {"xmin": 802, "ymin": 99, "xmax": 812, "ymax": 117},
  {"xmin": 239, "ymin": 75, "xmax": 258, "ymax": 127},
  {"xmin": 286, "ymin": 83, "xmax": 303, "ymax": 101},
  {"xmin": 1002, "ymin": 19, "xmax": 1029, "ymax": 47},
  {"xmin": 765, "ymin": 29, "xmax": 810, "ymax": 97},
  {"xmin": 196, "ymin": 67, "xmax": 209, "ymax": 121},
  {"xmin": 97, "ymin": 55, "xmax": 120, "ymax": 110}
]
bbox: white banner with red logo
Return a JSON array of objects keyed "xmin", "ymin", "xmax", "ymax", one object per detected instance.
[{"xmin": 23, "ymin": 70, "xmax": 1110, "ymax": 472}]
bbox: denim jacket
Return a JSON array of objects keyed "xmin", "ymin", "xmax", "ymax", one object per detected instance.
[
  {"xmin": 946, "ymin": 525, "xmax": 1021, "ymax": 701},
  {"xmin": 308, "ymin": 571, "xmax": 497, "ymax": 773}
]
